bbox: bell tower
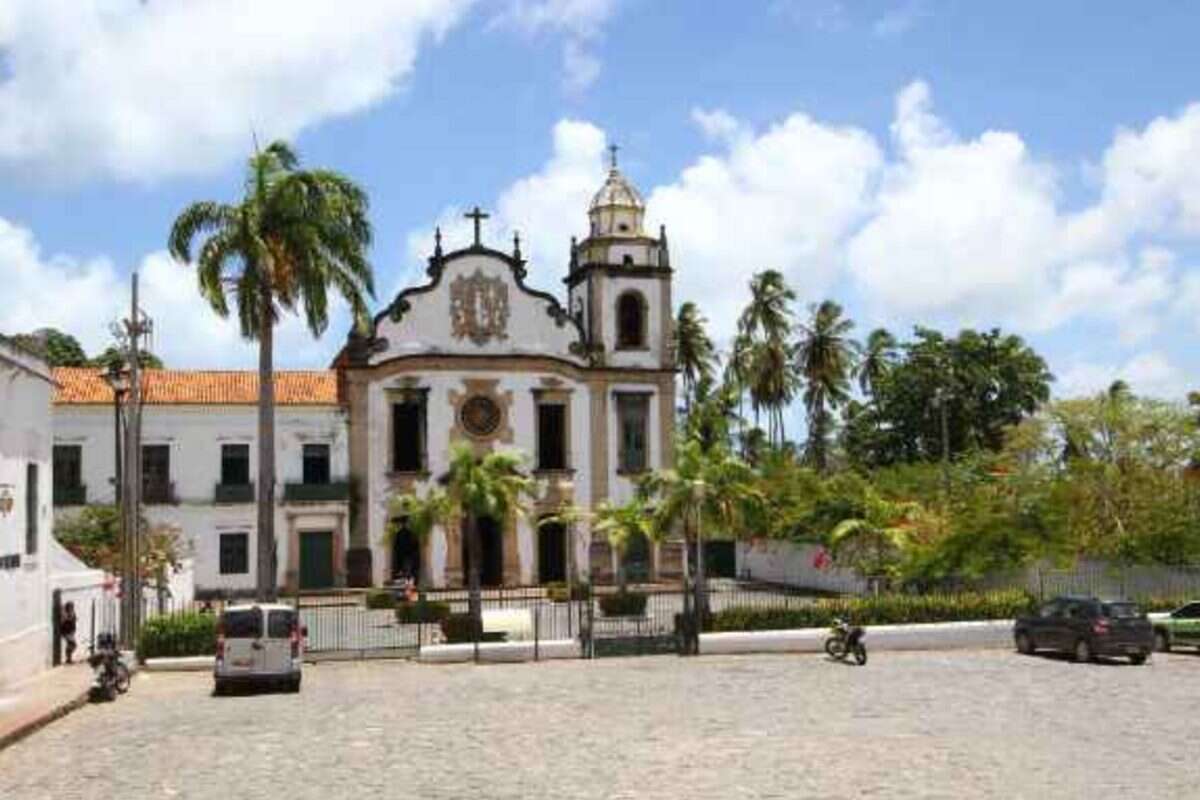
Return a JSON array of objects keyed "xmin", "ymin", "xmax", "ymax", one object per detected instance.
[{"xmin": 566, "ymin": 146, "xmax": 673, "ymax": 370}]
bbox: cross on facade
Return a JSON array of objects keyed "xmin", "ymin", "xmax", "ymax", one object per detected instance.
[
  {"xmin": 608, "ymin": 143, "xmax": 619, "ymax": 170},
  {"xmin": 464, "ymin": 206, "xmax": 490, "ymax": 246}
]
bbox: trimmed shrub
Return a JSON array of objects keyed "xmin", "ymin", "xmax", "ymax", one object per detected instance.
[
  {"xmin": 598, "ymin": 591, "xmax": 648, "ymax": 617},
  {"xmin": 709, "ymin": 589, "xmax": 1037, "ymax": 632},
  {"xmin": 395, "ymin": 600, "xmax": 450, "ymax": 624},
  {"xmin": 545, "ymin": 582, "xmax": 589, "ymax": 603},
  {"xmin": 365, "ymin": 589, "xmax": 396, "ymax": 610},
  {"xmin": 137, "ymin": 612, "xmax": 217, "ymax": 660},
  {"xmin": 440, "ymin": 613, "xmax": 505, "ymax": 644},
  {"xmin": 1135, "ymin": 596, "xmax": 1194, "ymax": 614}
]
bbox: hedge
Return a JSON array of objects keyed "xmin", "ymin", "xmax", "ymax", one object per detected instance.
[
  {"xmin": 137, "ymin": 612, "xmax": 218, "ymax": 660},
  {"xmin": 365, "ymin": 589, "xmax": 396, "ymax": 610},
  {"xmin": 545, "ymin": 582, "xmax": 589, "ymax": 603},
  {"xmin": 709, "ymin": 590, "xmax": 1037, "ymax": 632},
  {"xmin": 598, "ymin": 591, "xmax": 648, "ymax": 617},
  {"xmin": 440, "ymin": 613, "xmax": 505, "ymax": 644},
  {"xmin": 396, "ymin": 600, "xmax": 450, "ymax": 624}
]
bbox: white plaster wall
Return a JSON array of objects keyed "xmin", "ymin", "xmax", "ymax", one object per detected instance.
[
  {"xmin": 603, "ymin": 275, "xmax": 664, "ymax": 370},
  {"xmin": 371, "ymin": 252, "xmax": 585, "ymax": 365},
  {"xmin": 737, "ymin": 539, "xmax": 869, "ymax": 595},
  {"xmin": 0, "ymin": 345, "xmax": 54, "ymax": 689},
  {"xmin": 52, "ymin": 404, "xmax": 349, "ymax": 593},
  {"xmin": 365, "ymin": 369, "xmax": 594, "ymax": 587}
]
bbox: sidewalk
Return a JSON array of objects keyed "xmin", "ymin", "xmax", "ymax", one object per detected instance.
[{"xmin": 0, "ymin": 662, "xmax": 93, "ymax": 751}]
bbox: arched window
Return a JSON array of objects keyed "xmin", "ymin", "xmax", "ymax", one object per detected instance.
[
  {"xmin": 616, "ymin": 291, "xmax": 646, "ymax": 349},
  {"xmin": 622, "ymin": 254, "xmax": 634, "ymax": 267}
]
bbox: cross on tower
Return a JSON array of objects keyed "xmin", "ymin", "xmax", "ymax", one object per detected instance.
[
  {"xmin": 608, "ymin": 143, "xmax": 619, "ymax": 170},
  {"xmin": 464, "ymin": 206, "xmax": 490, "ymax": 246}
]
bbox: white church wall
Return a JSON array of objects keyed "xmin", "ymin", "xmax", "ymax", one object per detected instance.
[
  {"xmin": 371, "ymin": 252, "xmax": 585, "ymax": 367},
  {"xmin": 0, "ymin": 342, "xmax": 54, "ymax": 689},
  {"xmin": 53, "ymin": 404, "xmax": 349, "ymax": 594},
  {"xmin": 603, "ymin": 275, "xmax": 664, "ymax": 370},
  {"xmin": 364, "ymin": 368, "xmax": 594, "ymax": 587}
]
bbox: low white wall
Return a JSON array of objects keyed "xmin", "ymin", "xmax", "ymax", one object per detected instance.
[
  {"xmin": 737, "ymin": 539, "xmax": 867, "ymax": 594},
  {"xmin": 700, "ymin": 619, "xmax": 1015, "ymax": 656},
  {"xmin": 418, "ymin": 638, "xmax": 581, "ymax": 664}
]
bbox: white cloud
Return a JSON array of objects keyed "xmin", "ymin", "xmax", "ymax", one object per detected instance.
[
  {"xmin": 691, "ymin": 108, "xmax": 745, "ymax": 143},
  {"xmin": 1056, "ymin": 351, "xmax": 1189, "ymax": 401},
  {"xmin": 493, "ymin": 0, "xmax": 618, "ymax": 94},
  {"xmin": 0, "ymin": 0, "xmax": 473, "ymax": 182},
  {"xmin": 872, "ymin": 2, "xmax": 926, "ymax": 38},
  {"xmin": 647, "ymin": 111, "xmax": 882, "ymax": 340},
  {"xmin": 0, "ymin": 216, "xmax": 348, "ymax": 368}
]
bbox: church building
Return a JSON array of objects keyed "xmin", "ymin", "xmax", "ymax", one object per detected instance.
[{"xmin": 339, "ymin": 155, "xmax": 682, "ymax": 588}]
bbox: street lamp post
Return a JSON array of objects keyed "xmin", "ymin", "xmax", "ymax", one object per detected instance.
[
  {"xmin": 100, "ymin": 361, "xmax": 131, "ymax": 647},
  {"xmin": 555, "ymin": 477, "xmax": 576, "ymax": 639}
]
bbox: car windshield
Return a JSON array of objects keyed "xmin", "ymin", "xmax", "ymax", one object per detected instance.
[
  {"xmin": 1102, "ymin": 602, "xmax": 1142, "ymax": 619},
  {"xmin": 222, "ymin": 609, "xmax": 262, "ymax": 638}
]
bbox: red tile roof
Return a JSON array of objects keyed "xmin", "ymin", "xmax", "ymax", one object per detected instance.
[{"xmin": 53, "ymin": 368, "xmax": 340, "ymax": 406}]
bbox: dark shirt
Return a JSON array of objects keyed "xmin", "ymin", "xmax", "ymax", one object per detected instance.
[{"xmin": 61, "ymin": 614, "xmax": 77, "ymax": 637}]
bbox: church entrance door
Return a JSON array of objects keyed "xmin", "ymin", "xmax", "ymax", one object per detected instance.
[
  {"xmin": 299, "ymin": 531, "xmax": 334, "ymax": 590},
  {"xmin": 538, "ymin": 519, "xmax": 566, "ymax": 584},
  {"xmin": 390, "ymin": 520, "xmax": 422, "ymax": 585},
  {"xmin": 462, "ymin": 515, "xmax": 504, "ymax": 588}
]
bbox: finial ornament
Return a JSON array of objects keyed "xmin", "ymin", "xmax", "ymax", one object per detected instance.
[
  {"xmin": 608, "ymin": 143, "xmax": 619, "ymax": 170},
  {"xmin": 513, "ymin": 231, "xmax": 522, "ymax": 261},
  {"xmin": 434, "ymin": 226, "xmax": 443, "ymax": 258},
  {"xmin": 570, "ymin": 236, "xmax": 578, "ymax": 270},
  {"xmin": 464, "ymin": 206, "xmax": 490, "ymax": 246}
]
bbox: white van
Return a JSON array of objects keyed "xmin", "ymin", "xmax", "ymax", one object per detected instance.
[{"xmin": 213, "ymin": 603, "xmax": 305, "ymax": 694}]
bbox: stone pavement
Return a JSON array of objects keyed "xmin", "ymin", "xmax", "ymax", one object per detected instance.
[
  {"xmin": 0, "ymin": 661, "xmax": 92, "ymax": 751},
  {"xmin": 3, "ymin": 650, "xmax": 1200, "ymax": 799}
]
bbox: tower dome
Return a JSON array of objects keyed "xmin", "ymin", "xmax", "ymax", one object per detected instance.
[{"xmin": 588, "ymin": 145, "xmax": 645, "ymax": 238}]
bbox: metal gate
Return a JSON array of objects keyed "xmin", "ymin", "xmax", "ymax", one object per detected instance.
[
  {"xmin": 582, "ymin": 587, "xmax": 695, "ymax": 658},
  {"xmin": 293, "ymin": 592, "xmax": 422, "ymax": 660}
]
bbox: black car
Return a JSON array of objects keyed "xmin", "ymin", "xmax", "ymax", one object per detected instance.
[{"xmin": 1013, "ymin": 596, "xmax": 1153, "ymax": 664}]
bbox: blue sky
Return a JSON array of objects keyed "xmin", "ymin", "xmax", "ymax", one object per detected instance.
[{"xmin": 1, "ymin": 1, "xmax": 1198, "ymax": 405}]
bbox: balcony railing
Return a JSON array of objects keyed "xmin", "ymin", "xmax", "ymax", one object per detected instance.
[
  {"xmin": 143, "ymin": 480, "xmax": 177, "ymax": 505},
  {"xmin": 214, "ymin": 482, "xmax": 255, "ymax": 504},
  {"xmin": 53, "ymin": 484, "xmax": 87, "ymax": 507},
  {"xmin": 283, "ymin": 481, "xmax": 350, "ymax": 503}
]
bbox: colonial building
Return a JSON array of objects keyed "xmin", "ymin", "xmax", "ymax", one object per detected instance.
[
  {"xmin": 51, "ymin": 370, "xmax": 350, "ymax": 595},
  {"xmin": 339, "ymin": 159, "xmax": 681, "ymax": 588}
]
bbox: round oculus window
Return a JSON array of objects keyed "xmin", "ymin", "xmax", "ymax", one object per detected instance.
[{"xmin": 460, "ymin": 395, "xmax": 502, "ymax": 437}]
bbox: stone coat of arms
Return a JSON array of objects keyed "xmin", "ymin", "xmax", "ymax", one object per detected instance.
[{"xmin": 450, "ymin": 269, "xmax": 510, "ymax": 346}]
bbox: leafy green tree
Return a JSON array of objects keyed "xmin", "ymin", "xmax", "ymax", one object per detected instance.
[
  {"xmin": 54, "ymin": 506, "xmax": 186, "ymax": 590},
  {"xmin": 796, "ymin": 300, "xmax": 857, "ymax": 471},
  {"xmin": 827, "ymin": 488, "xmax": 922, "ymax": 584},
  {"xmin": 168, "ymin": 140, "xmax": 374, "ymax": 600},
  {"xmin": 592, "ymin": 498, "xmax": 657, "ymax": 594},
  {"xmin": 856, "ymin": 328, "xmax": 897, "ymax": 400},
  {"xmin": 12, "ymin": 328, "xmax": 88, "ymax": 366},
  {"xmin": 91, "ymin": 345, "xmax": 164, "ymax": 371},
  {"xmin": 673, "ymin": 302, "xmax": 716, "ymax": 415}
]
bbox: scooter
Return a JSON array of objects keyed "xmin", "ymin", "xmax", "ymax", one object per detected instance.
[
  {"xmin": 88, "ymin": 633, "xmax": 131, "ymax": 702},
  {"xmin": 824, "ymin": 617, "xmax": 868, "ymax": 665}
]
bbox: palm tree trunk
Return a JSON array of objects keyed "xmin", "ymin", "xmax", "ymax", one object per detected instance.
[
  {"xmin": 256, "ymin": 299, "xmax": 277, "ymax": 602},
  {"xmin": 694, "ymin": 507, "xmax": 707, "ymax": 628},
  {"xmin": 466, "ymin": 514, "xmax": 482, "ymax": 634}
]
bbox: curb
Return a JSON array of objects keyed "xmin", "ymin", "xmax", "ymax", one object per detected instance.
[{"xmin": 0, "ymin": 689, "xmax": 90, "ymax": 753}]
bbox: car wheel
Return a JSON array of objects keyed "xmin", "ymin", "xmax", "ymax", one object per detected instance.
[
  {"xmin": 213, "ymin": 680, "xmax": 226, "ymax": 696},
  {"xmin": 1073, "ymin": 638, "xmax": 1093, "ymax": 663},
  {"xmin": 1015, "ymin": 632, "xmax": 1034, "ymax": 655},
  {"xmin": 1154, "ymin": 631, "xmax": 1170, "ymax": 653},
  {"xmin": 1129, "ymin": 652, "xmax": 1149, "ymax": 666},
  {"xmin": 289, "ymin": 676, "xmax": 302, "ymax": 693}
]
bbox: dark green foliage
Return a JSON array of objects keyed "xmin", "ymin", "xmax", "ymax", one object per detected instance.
[
  {"xmin": 710, "ymin": 590, "xmax": 1037, "ymax": 632},
  {"xmin": 364, "ymin": 589, "xmax": 395, "ymax": 610},
  {"xmin": 54, "ymin": 505, "xmax": 122, "ymax": 571},
  {"xmin": 598, "ymin": 591, "xmax": 648, "ymax": 617},
  {"xmin": 10, "ymin": 328, "xmax": 89, "ymax": 367},
  {"xmin": 545, "ymin": 582, "xmax": 589, "ymax": 603},
  {"xmin": 92, "ymin": 345, "xmax": 164, "ymax": 370},
  {"xmin": 137, "ymin": 612, "xmax": 217, "ymax": 660},
  {"xmin": 439, "ymin": 613, "xmax": 504, "ymax": 643},
  {"xmin": 395, "ymin": 601, "xmax": 450, "ymax": 624}
]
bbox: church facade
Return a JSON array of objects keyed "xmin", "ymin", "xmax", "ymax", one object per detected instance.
[{"xmin": 339, "ymin": 161, "xmax": 682, "ymax": 588}]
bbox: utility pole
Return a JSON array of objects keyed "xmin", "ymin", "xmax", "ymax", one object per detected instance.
[{"xmin": 118, "ymin": 272, "xmax": 151, "ymax": 649}]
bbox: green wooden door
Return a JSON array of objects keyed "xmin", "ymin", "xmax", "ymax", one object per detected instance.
[{"xmin": 299, "ymin": 531, "xmax": 334, "ymax": 590}]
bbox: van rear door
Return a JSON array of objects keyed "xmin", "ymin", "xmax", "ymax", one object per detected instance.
[
  {"xmin": 221, "ymin": 608, "xmax": 264, "ymax": 674},
  {"xmin": 263, "ymin": 609, "xmax": 297, "ymax": 674}
]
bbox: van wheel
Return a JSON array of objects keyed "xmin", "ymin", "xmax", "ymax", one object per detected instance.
[
  {"xmin": 288, "ymin": 676, "xmax": 301, "ymax": 693},
  {"xmin": 1073, "ymin": 639, "xmax": 1093, "ymax": 663},
  {"xmin": 1154, "ymin": 631, "xmax": 1170, "ymax": 653},
  {"xmin": 213, "ymin": 680, "xmax": 226, "ymax": 696}
]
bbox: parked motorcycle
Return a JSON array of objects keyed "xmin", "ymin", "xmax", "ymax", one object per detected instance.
[
  {"xmin": 824, "ymin": 617, "xmax": 867, "ymax": 665},
  {"xmin": 88, "ymin": 632, "xmax": 131, "ymax": 702}
]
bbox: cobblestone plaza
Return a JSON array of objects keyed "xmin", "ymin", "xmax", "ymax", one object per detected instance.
[{"xmin": 2, "ymin": 651, "xmax": 1198, "ymax": 799}]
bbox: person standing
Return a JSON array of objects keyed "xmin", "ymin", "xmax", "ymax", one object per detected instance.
[{"xmin": 60, "ymin": 601, "xmax": 78, "ymax": 664}]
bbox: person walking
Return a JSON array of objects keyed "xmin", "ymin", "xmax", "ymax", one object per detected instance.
[{"xmin": 60, "ymin": 601, "xmax": 78, "ymax": 664}]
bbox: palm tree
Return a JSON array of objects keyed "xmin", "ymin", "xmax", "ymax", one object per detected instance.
[
  {"xmin": 746, "ymin": 337, "xmax": 798, "ymax": 447},
  {"xmin": 437, "ymin": 443, "xmax": 535, "ymax": 629},
  {"xmin": 828, "ymin": 490, "xmax": 922, "ymax": 589},
  {"xmin": 738, "ymin": 271, "xmax": 797, "ymax": 449},
  {"xmin": 642, "ymin": 438, "xmax": 761, "ymax": 629},
  {"xmin": 856, "ymin": 328, "xmax": 897, "ymax": 400},
  {"xmin": 674, "ymin": 302, "xmax": 716, "ymax": 415},
  {"xmin": 796, "ymin": 300, "xmax": 858, "ymax": 472},
  {"xmin": 387, "ymin": 488, "xmax": 452, "ymax": 593},
  {"xmin": 738, "ymin": 270, "xmax": 795, "ymax": 343},
  {"xmin": 169, "ymin": 140, "xmax": 373, "ymax": 601},
  {"xmin": 592, "ymin": 498, "xmax": 657, "ymax": 594}
]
